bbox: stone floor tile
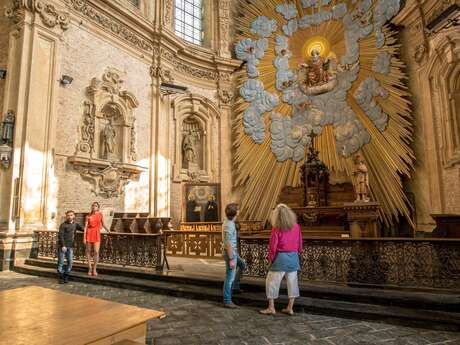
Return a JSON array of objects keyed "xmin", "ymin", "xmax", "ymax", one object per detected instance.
[{"xmin": 1, "ymin": 272, "xmax": 460, "ymax": 345}]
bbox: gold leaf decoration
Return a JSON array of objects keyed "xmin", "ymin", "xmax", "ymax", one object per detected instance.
[{"xmin": 233, "ymin": 0, "xmax": 414, "ymax": 228}]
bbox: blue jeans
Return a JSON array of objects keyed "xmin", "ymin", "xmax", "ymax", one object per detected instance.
[
  {"xmin": 223, "ymin": 254, "xmax": 246, "ymax": 304},
  {"xmin": 57, "ymin": 247, "xmax": 73, "ymax": 274}
]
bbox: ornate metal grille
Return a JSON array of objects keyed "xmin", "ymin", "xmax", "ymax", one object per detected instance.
[
  {"xmin": 239, "ymin": 236, "xmax": 460, "ymax": 290},
  {"xmin": 164, "ymin": 230, "xmax": 223, "ymax": 258},
  {"xmin": 35, "ymin": 231, "xmax": 163, "ymax": 270}
]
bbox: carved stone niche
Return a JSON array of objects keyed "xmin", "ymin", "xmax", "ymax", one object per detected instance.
[
  {"xmin": 172, "ymin": 94, "xmax": 220, "ymax": 182},
  {"xmin": 69, "ymin": 68, "xmax": 146, "ymax": 198},
  {"xmin": 431, "ymin": 36, "xmax": 460, "ymax": 167}
]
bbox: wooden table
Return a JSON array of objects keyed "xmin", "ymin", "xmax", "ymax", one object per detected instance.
[{"xmin": 0, "ymin": 286, "xmax": 164, "ymax": 345}]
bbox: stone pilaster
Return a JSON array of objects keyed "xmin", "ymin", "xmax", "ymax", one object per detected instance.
[
  {"xmin": 0, "ymin": 0, "xmax": 68, "ymax": 269},
  {"xmin": 216, "ymin": 59, "xmax": 238, "ymax": 213},
  {"xmin": 149, "ymin": 47, "xmax": 172, "ymax": 217}
]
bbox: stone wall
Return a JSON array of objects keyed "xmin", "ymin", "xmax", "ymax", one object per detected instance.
[
  {"xmin": 54, "ymin": 24, "xmax": 151, "ymax": 218},
  {"xmin": 0, "ymin": 3, "xmax": 11, "ymax": 115},
  {"xmin": 395, "ymin": 0, "xmax": 460, "ymax": 232}
]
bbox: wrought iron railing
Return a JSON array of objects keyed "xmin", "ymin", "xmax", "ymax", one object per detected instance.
[
  {"xmin": 179, "ymin": 221, "xmax": 264, "ymax": 234},
  {"xmin": 239, "ymin": 236, "xmax": 460, "ymax": 290},
  {"xmin": 34, "ymin": 230, "xmax": 163, "ymax": 270},
  {"xmin": 163, "ymin": 230, "xmax": 223, "ymax": 258}
]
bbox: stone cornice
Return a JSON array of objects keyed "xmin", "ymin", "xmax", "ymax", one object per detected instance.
[
  {"xmin": 64, "ymin": 0, "xmax": 154, "ymax": 52},
  {"xmin": 44, "ymin": 0, "xmax": 240, "ymax": 83},
  {"xmin": 155, "ymin": 30, "xmax": 240, "ymax": 83}
]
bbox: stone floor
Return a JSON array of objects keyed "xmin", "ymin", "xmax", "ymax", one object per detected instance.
[{"xmin": 1, "ymin": 272, "xmax": 460, "ymax": 345}]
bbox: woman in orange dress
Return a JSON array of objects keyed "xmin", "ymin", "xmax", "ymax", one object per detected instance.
[{"xmin": 84, "ymin": 202, "xmax": 110, "ymax": 276}]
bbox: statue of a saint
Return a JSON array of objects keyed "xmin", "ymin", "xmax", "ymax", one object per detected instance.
[
  {"xmin": 298, "ymin": 49, "xmax": 337, "ymax": 95},
  {"xmin": 302, "ymin": 49, "xmax": 330, "ymax": 87},
  {"xmin": 182, "ymin": 130, "xmax": 198, "ymax": 168},
  {"xmin": 353, "ymin": 153, "xmax": 370, "ymax": 202},
  {"xmin": 102, "ymin": 118, "xmax": 116, "ymax": 159}
]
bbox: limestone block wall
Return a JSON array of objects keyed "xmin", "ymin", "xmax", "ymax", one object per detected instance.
[{"xmin": 54, "ymin": 25, "xmax": 151, "ymax": 217}]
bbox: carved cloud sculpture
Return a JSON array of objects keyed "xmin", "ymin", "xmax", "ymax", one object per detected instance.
[
  {"xmin": 235, "ymin": 0, "xmax": 401, "ymax": 160},
  {"xmin": 233, "ymin": 0, "xmax": 414, "ymax": 226}
]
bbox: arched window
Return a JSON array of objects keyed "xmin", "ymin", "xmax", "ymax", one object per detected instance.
[{"xmin": 174, "ymin": 0, "xmax": 203, "ymax": 45}]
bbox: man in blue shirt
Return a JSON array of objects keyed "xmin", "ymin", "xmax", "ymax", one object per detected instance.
[{"xmin": 222, "ymin": 203, "xmax": 246, "ymax": 308}]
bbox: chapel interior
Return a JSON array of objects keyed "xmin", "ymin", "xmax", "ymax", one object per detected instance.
[{"xmin": 0, "ymin": 0, "xmax": 460, "ymax": 343}]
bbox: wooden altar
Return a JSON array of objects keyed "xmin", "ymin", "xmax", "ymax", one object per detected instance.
[{"xmin": 277, "ymin": 140, "xmax": 381, "ymax": 238}]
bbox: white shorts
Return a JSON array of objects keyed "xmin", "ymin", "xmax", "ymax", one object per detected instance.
[{"xmin": 265, "ymin": 270, "xmax": 300, "ymax": 299}]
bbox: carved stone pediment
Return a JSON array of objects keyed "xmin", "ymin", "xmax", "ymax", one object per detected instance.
[
  {"xmin": 68, "ymin": 157, "xmax": 146, "ymax": 198},
  {"xmin": 70, "ymin": 68, "xmax": 144, "ymax": 198}
]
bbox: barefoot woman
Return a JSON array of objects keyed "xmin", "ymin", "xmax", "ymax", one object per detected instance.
[{"xmin": 84, "ymin": 202, "xmax": 110, "ymax": 276}]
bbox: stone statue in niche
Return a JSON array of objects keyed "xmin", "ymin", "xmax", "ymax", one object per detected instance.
[
  {"xmin": 70, "ymin": 68, "xmax": 145, "ymax": 198},
  {"xmin": 182, "ymin": 129, "xmax": 200, "ymax": 169},
  {"xmin": 101, "ymin": 118, "xmax": 117, "ymax": 160},
  {"xmin": 353, "ymin": 153, "xmax": 370, "ymax": 202}
]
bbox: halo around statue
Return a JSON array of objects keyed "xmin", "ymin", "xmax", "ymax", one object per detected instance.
[{"xmin": 233, "ymin": 0, "xmax": 414, "ymax": 226}]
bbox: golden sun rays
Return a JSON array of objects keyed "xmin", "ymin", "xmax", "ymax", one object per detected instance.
[{"xmin": 233, "ymin": 0, "xmax": 414, "ymax": 227}]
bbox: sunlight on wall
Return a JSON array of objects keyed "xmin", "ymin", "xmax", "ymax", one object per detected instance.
[
  {"xmin": 157, "ymin": 153, "xmax": 170, "ymax": 217},
  {"xmin": 46, "ymin": 154, "xmax": 58, "ymax": 230},
  {"xmin": 123, "ymin": 158, "xmax": 150, "ymax": 212},
  {"xmin": 22, "ymin": 146, "xmax": 46, "ymax": 223}
]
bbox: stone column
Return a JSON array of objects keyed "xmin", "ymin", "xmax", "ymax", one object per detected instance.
[
  {"xmin": 344, "ymin": 202, "xmax": 381, "ymax": 238},
  {"xmin": 0, "ymin": 1, "xmax": 68, "ymax": 270}
]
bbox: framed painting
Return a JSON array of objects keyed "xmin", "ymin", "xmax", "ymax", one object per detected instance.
[{"xmin": 183, "ymin": 183, "xmax": 221, "ymax": 222}]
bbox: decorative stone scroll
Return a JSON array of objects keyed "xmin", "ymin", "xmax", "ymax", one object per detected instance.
[
  {"xmin": 164, "ymin": 0, "xmax": 173, "ymax": 27},
  {"xmin": 34, "ymin": 0, "xmax": 70, "ymax": 30},
  {"xmin": 5, "ymin": 0, "xmax": 70, "ymax": 30},
  {"xmin": 69, "ymin": 68, "xmax": 146, "ymax": 198},
  {"xmin": 218, "ymin": 0, "xmax": 231, "ymax": 57}
]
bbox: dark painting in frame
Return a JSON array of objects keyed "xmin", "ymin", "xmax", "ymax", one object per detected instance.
[{"xmin": 183, "ymin": 183, "xmax": 221, "ymax": 222}]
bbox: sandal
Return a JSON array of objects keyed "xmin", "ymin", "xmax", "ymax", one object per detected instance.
[
  {"xmin": 259, "ymin": 308, "xmax": 276, "ymax": 315},
  {"xmin": 281, "ymin": 308, "xmax": 294, "ymax": 316}
]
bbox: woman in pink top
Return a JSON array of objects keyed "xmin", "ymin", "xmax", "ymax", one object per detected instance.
[{"xmin": 260, "ymin": 204, "xmax": 303, "ymax": 315}]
